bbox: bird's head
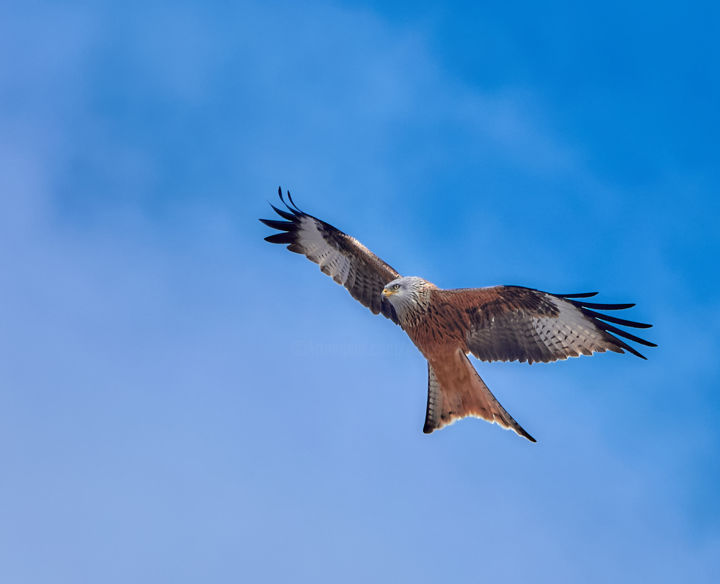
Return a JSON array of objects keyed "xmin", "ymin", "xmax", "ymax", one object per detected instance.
[{"xmin": 381, "ymin": 276, "xmax": 432, "ymax": 317}]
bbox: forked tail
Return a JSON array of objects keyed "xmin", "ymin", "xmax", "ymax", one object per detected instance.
[{"xmin": 424, "ymin": 349, "xmax": 535, "ymax": 442}]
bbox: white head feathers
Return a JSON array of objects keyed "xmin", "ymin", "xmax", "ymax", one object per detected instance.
[{"xmin": 382, "ymin": 276, "xmax": 433, "ymax": 323}]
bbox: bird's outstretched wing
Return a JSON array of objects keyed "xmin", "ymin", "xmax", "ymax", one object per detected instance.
[
  {"xmin": 260, "ymin": 188, "xmax": 400, "ymax": 323},
  {"xmin": 432, "ymin": 286, "xmax": 656, "ymax": 363}
]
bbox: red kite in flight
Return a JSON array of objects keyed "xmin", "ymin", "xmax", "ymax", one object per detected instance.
[{"xmin": 260, "ymin": 188, "xmax": 655, "ymax": 442}]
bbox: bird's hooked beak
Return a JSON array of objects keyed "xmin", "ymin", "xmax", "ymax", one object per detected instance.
[{"xmin": 382, "ymin": 288, "xmax": 396, "ymax": 298}]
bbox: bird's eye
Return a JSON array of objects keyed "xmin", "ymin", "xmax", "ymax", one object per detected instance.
[{"xmin": 392, "ymin": 284, "xmax": 400, "ymax": 290}]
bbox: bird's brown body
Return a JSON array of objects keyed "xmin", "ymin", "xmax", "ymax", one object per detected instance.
[{"xmin": 395, "ymin": 285, "xmax": 537, "ymax": 438}]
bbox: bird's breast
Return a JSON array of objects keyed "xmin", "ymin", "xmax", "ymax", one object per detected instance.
[{"xmin": 403, "ymin": 301, "xmax": 470, "ymax": 357}]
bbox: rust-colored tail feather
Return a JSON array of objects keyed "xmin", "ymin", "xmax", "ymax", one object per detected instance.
[{"xmin": 423, "ymin": 350, "xmax": 535, "ymax": 442}]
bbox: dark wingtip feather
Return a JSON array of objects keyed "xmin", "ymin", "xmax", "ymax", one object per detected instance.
[
  {"xmin": 269, "ymin": 203, "xmax": 296, "ymax": 221},
  {"xmin": 616, "ymin": 341, "xmax": 648, "ymax": 359},
  {"xmin": 264, "ymin": 232, "xmax": 295, "ymax": 244},
  {"xmin": 556, "ymin": 291, "xmax": 656, "ymax": 359},
  {"xmin": 278, "ymin": 188, "xmax": 290, "ymax": 211},
  {"xmin": 259, "ymin": 218, "xmax": 293, "ymax": 230},
  {"xmin": 580, "ymin": 308, "xmax": 653, "ymax": 329},
  {"xmin": 597, "ymin": 321, "xmax": 657, "ymax": 347},
  {"xmin": 577, "ymin": 301, "xmax": 636, "ymax": 310},
  {"xmin": 597, "ymin": 332, "xmax": 649, "ymax": 359},
  {"xmin": 557, "ymin": 292, "xmax": 599, "ymax": 299},
  {"xmin": 278, "ymin": 187, "xmax": 301, "ymax": 213},
  {"xmin": 286, "ymin": 190, "xmax": 302, "ymax": 212}
]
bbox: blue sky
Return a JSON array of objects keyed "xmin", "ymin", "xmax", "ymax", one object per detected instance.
[{"xmin": 1, "ymin": 1, "xmax": 719, "ymax": 582}]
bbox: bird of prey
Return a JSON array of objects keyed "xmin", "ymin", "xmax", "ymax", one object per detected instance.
[{"xmin": 260, "ymin": 188, "xmax": 655, "ymax": 442}]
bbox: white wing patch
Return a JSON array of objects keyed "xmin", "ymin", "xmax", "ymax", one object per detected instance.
[
  {"xmin": 297, "ymin": 216, "xmax": 352, "ymax": 285},
  {"xmin": 532, "ymin": 295, "xmax": 613, "ymax": 359}
]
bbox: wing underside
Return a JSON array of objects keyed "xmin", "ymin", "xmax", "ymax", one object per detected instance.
[
  {"xmin": 431, "ymin": 286, "xmax": 655, "ymax": 364},
  {"xmin": 260, "ymin": 188, "xmax": 400, "ymax": 323}
]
